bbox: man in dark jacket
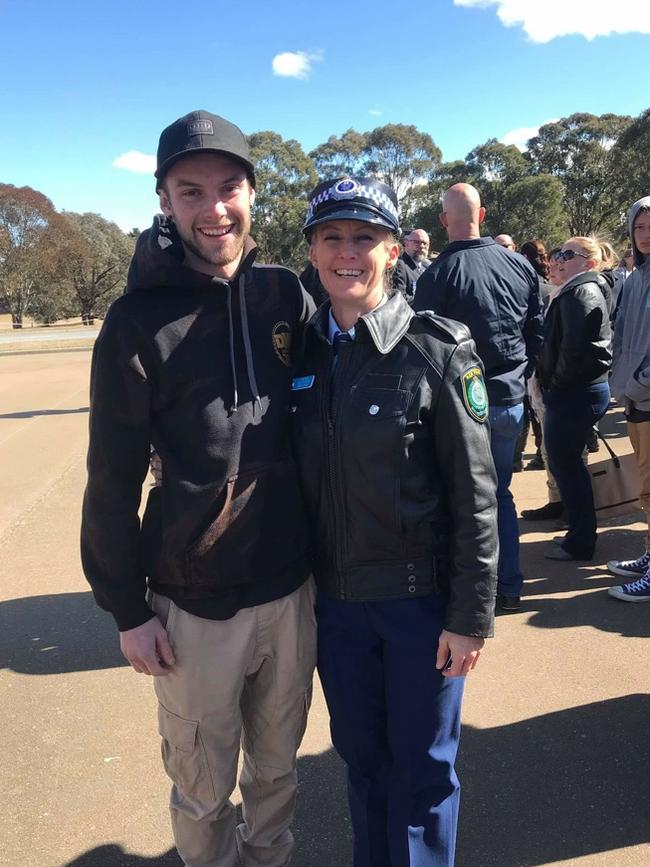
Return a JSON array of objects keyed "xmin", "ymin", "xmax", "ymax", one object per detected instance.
[
  {"xmin": 81, "ymin": 110, "xmax": 316, "ymax": 867},
  {"xmin": 391, "ymin": 228, "xmax": 432, "ymax": 301},
  {"xmin": 414, "ymin": 183, "xmax": 543, "ymax": 612}
]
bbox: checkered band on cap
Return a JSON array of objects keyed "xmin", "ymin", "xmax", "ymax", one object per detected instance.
[{"xmin": 304, "ymin": 177, "xmax": 399, "ymax": 231}]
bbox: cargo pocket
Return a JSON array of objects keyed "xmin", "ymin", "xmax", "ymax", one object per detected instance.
[{"xmin": 157, "ymin": 704, "xmax": 215, "ymax": 801}]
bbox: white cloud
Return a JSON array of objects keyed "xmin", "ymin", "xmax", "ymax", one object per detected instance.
[
  {"xmin": 271, "ymin": 50, "xmax": 322, "ymax": 80},
  {"xmin": 500, "ymin": 119, "xmax": 559, "ymax": 150},
  {"xmin": 454, "ymin": 0, "xmax": 650, "ymax": 43},
  {"xmin": 368, "ymin": 108, "xmax": 382, "ymax": 117},
  {"xmin": 113, "ymin": 150, "xmax": 156, "ymax": 174}
]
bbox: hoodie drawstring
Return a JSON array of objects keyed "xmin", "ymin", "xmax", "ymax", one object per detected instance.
[
  {"xmin": 225, "ymin": 281, "xmax": 239, "ymax": 412},
  {"xmin": 238, "ymin": 274, "xmax": 263, "ymax": 413},
  {"xmin": 217, "ymin": 274, "xmax": 262, "ymax": 414}
]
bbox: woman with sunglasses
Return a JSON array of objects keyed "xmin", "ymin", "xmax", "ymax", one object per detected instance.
[
  {"xmin": 537, "ymin": 237, "xmax": 613, "ymax": 561},
  {"xmin": 290, "ymin": 176, "xmax": 498, "ymax": 867}
]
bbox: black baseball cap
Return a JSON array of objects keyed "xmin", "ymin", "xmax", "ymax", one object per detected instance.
[
  {"xmin": 155, "ymin": 110, "xmax": 256, "ymax": 190},
  {"xmin": 303, "ymin": 177, "xmax": 400, "ymax": 237}
]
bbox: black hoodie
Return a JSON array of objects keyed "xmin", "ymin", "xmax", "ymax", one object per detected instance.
[{"xmin": 81, "ymin": 217, "xmax": 314, "ymax": 631}]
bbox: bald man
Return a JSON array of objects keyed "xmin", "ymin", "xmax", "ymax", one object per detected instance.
[
  {"xmin": 414, "ymin": 183, "xmax": 543, "ymax": 612},
  {"xmin": 495, "ymin": 233, "xmax": 516, "ymax": 251}
]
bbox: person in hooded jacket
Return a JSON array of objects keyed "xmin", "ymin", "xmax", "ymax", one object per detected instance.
[
  {"xmin": 608, "ymin": 196, "xmax": 650, "ymax": 601},
  {"xmin": 81, "ymin": 110, "xmax": 316, "ymax": 867},
  {"xmin": 537, "ymin": 236, "xmax": 612, "ymax": 562},
  {"xmin": 290, "ymin": 176, "xmax": 498, "ymax": 867}
]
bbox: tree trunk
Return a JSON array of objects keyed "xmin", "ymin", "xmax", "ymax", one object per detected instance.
[{"xmin": 11, "ymin": 313, "xmax": 23, "ymax": 329}]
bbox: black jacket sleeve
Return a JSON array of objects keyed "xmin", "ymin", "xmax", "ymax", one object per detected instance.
[
  {"xmin": 429, "ymin": 339, "xmax": 498, "ymax": 637},
  {"xmin": 523, "ymin": 277, "xmax": 544, "ymax": 377},
  {"xmin": 80, "ymin": 302, "xmax": 155, "ymax": 632},
  {"xmin": 413, "ymin": 266, "xmax": 448, "ymax": 315}
]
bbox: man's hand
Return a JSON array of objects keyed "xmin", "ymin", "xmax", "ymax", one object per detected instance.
[
  {"xmin": 120, "ymin": 617, "xmax": 175, "ymax": 676},
  {"xmin": 436, "ymin": 629, "xmax": 485, "ymax": 678}
]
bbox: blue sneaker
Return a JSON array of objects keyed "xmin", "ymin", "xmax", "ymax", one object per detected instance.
[
  {"xmin": 608, "ymin": 568, "xmax": 650, "ymax": 602},
  {"xmin": 607, "ymin": 551, "xmax": 650, "ymax": 578}
]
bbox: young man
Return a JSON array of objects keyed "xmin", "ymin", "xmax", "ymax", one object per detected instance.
[
  {"xmin": 608, "ymin": 196, "xmax": 650, "ymax": 602},
  {"xmin": 81, "ymin": 110, "xmax": 316, "ymax": 866}
]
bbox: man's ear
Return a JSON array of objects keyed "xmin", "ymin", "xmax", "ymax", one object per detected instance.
[
  {"xmin": 439, "ymin": 211, "xmax": 448, "ymax": 228},
  {"xmin": 478, "ymin": 206, "xmax": 486, "ymax": 225},
  {"xmin": 159, "ymin": 188, "xmax": 173, "ymax": 218},
  {"xmin": 250, "ymin": 187, "xmax": 256, "ymax": 207}
]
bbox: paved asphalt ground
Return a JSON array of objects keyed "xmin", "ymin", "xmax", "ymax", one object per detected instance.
[{"xmin": 1, "ymin": 346, "xmax": 648, "ymax": 867}]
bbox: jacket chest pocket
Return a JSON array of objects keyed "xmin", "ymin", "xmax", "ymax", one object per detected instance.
[
  {"xmin": 349, "ymin": 386, "xmax": 410, "ymax": 421},
  {"xmin": 347, "ymin": 387, "xmax": 411, "ymax": 484}
]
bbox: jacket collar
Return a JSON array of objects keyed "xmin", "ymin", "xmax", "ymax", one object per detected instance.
[
  {"xmin": 556, "ymin": 269, "xmax": 604, "ymax": 299},
  {"xmin": 440, "ymin": 236, "xmax": 495, "ymax": 258},
  {"xmin": 309, "ymin": 291, "xmax": 413, "ymax": 355}
]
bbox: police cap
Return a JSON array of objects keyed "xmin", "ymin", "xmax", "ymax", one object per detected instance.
[{"xmin": 303, "ymin": 177, "xmax": 400, "ymax": 237}]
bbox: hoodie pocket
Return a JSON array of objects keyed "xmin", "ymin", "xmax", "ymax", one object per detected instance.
[{"xmin": 185, "ymin": 459, "xmax": 308, "ymax": 589}]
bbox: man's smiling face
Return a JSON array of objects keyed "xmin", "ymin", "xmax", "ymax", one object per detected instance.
[{"xmin": 159, "ymin": 152, "xmax": 253, "ymax": 279}]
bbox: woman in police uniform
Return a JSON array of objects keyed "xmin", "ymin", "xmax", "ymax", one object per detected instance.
[{"xmin": 290, "ymin": 177, "xmax": 498, "ymax": 867}]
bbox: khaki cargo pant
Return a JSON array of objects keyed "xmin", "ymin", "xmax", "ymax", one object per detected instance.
[
  {"xmin": 628, "ymin": 420, "xmax": 650, "ymax": 548},
  {"xmin": 149, "ymin": 579, "xmax": 316, "ymax": 867}
]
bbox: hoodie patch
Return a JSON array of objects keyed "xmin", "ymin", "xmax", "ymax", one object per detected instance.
[{"xmin": 272, "ymin": 321, "xmax": 292, "ymax": 366}]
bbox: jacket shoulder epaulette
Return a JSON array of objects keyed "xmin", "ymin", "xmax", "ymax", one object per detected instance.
[{"xmin": 412, "ymin": 310, "xmax": 472, "ymax": 344}]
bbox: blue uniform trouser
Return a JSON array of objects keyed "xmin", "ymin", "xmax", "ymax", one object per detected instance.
[{"xmin": 316, "ymin": 591, "xmax": 465, "ymax": 867}]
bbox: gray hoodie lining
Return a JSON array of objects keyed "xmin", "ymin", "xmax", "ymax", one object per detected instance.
[{"xmin": 238, "ymin": 274, "xmax": 262, "ymax": 413}]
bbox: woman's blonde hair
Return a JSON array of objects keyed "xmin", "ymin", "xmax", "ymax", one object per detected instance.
[{"xmin": 566, "ymin": 236, "xmax": 617, "ymax": 271}]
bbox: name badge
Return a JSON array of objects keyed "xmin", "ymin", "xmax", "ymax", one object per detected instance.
[{"xmin": 291, "ymin": 375, "xmax": 315, "ymax": 391}]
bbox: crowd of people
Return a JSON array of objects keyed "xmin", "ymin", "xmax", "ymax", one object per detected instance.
[
  {"xmin": 80, "ymin": 108, "xmax": 649, "ymax": 867},
  {"xmin": 411, "ymin": 200, "xmax": 650, "ymax": 605}
]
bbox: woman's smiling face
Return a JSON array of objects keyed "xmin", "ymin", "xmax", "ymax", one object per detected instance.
[{"xmin": 309, "ymin": 219, "xmax": 399, "ymax": 307}]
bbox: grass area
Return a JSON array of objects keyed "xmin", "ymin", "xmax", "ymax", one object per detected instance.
[
  {"xmin": 0, "ymin": 338, "xmax": 96, "ymax": 355},
  {"xmin": 0, "ymin": 313, "xmax": 101, "ymax": 332}
]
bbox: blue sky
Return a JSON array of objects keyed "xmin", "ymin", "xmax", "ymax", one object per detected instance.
[{"xmin": 1, "ymin": 0, "xmax": 648, "ymax": 232}]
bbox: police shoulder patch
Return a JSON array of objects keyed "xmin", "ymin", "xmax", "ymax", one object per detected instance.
[{"xmin": 461, "ymin": 366, "xmax": 488, "ymax": 423}]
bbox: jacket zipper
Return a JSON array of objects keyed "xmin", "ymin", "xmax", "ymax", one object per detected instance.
[{"xmin": 323, "ymin": 345, "xmax": 349, "ymax": 599}]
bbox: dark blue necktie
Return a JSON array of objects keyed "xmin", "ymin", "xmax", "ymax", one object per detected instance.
[
  {"xmin": 333, "ymin": 331, "xmax": 353, "ymax": 355},
  {"xmin": 331, "ymin": 332, "xmax": 352, "ymax": 406}
]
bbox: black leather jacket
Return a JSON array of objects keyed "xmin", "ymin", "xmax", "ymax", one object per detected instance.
[
  {"xmin": 290, "ymin": 292, "xmax": 498, "ymax": 638},
  {"xmin": 537, "ymin": 271, "xmax": 612, "ymax": 392}
]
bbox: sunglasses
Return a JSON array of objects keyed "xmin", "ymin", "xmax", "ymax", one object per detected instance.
[{"xmin": 557, "ymin": 249, "xmax": 590, "ymax": 262}]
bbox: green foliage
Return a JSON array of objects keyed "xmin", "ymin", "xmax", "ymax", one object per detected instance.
[
  {"xmin": 465, "ymin": 139, "xmax": 529, "ymax": 234},
  {"xmin": 309, "ymin": 129, "xmax": 367, "ymax": 180},
  {"xmin": 61, "ymin": 212, "xmax": 134, "ymax": 324},
  {"xmin": 0, "ymin": 184, "xmax": 67, "ymax": 327},
  {"xmin": 248, "ymin": 131, "xmax": 317, "ymax": 271},
  {"xmin": 362, "ymin": 124, "xmax": 441, "ymax": 221},
  {"xmin": 526, "ymin": 112, "xmax": 633, "ymax": 237},
  {"xmin": 499, "ymin": 175, "xmax": 567, "ymax": 248},
  {"xmin": 611, "ymin": 108, "xmax": 650, "ymax": 226}
]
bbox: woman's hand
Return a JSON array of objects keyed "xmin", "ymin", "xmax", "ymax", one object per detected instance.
[{"xmin": 436, "ymin": 629, "xmax": 485, "ymax": 678}]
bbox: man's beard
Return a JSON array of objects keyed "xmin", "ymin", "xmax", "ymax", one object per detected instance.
[{"xmin": 180, "ymin": 213, "xmax": 251, "ymax": 271}]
